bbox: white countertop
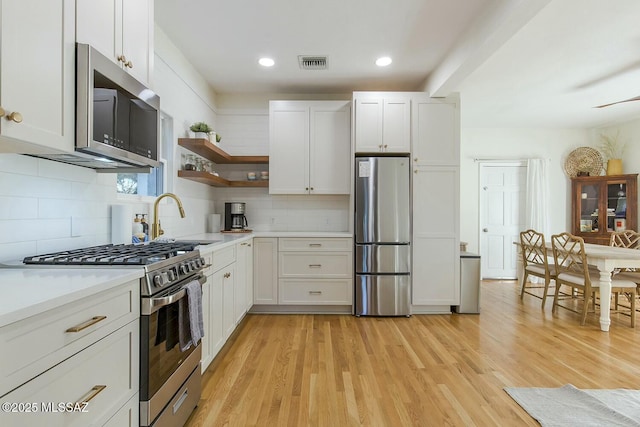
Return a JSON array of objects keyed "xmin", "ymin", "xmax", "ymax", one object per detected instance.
[
  {"xmin": 0, "ymin": 267, "xmax": 143, "ymax": 328},
  {"xmin": 0, "ymin": 231, "xmax": 352, "ymax": 326}
]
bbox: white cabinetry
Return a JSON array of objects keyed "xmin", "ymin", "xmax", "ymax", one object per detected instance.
[
  {"xmin": 354, "ymin": 94, "xmax": 410, "ymax": 153},
  {"xmin": 253, "ymin": 238, "xmax": 279, "ymax": 305},
  {"xmin": 269, "ymin": 101, "xmax": 351, "ymax": 195},
  {"xmin": 201, "ymin": 241, "xmax": 252, "ymax": 372},
  {"xmin": 0, "ymin": 280, "xmax": 139, "ymax": 426},
  {"xmin": 253, "ymin": 237, "xmax": 353, "ymax": 310},
  {"xmin": 410, "ymin": 95, "xmax": 460, "ymax": 311},
  {"xmin": 412, "ymin": 167, "xmax": 460, "ymax": 307},
  {"xmin": 0, "ymin": 0, "xmax": 75, "ymax": 154},
  {"xmin": 412, "ymin": 98, "xmax": 459, "ymax": 166},
  {"xmin": 76, "ymin": 0, "xmax": 154, "ymax": 86},
  {"xmin": 236, "ymin": 240, "xmax": 254, "ymax": 318}
]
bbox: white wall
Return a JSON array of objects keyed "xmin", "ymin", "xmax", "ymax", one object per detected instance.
[{"xmin": 460, "ymin": 127, "xmax": 589, "ymax": 253}]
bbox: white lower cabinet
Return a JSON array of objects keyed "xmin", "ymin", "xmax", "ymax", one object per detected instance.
[
  {"xmin": 253, "ymin": 238, "xmax": 279, "ymax": 305},
  {"xmin": 0, "ymin": 320, "xmax": 139, "ymax": 427},
  {"xmin": 253, "ymin": 237, "xmax": 352, "ymax": 308},
  {"xmin": 412, "ymin": 167, "xmax": 460, "ymax": 308},
  {"xmin": 201, "ymin": 241, "xmax": 254, "ymax": 372},
  {"xmin": 103, "ymin": 393, "xmax": 138, "ymax": 427}
]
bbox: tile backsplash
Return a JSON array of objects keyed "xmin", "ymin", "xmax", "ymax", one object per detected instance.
[{"xmin": 0, "ymin": 154, "xmax": 351, "ymax": 262}]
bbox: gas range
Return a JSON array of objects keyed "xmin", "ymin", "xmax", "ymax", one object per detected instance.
[{"xmin": 20, "ymin": 242, "xmax": 206, "ymax": 296}]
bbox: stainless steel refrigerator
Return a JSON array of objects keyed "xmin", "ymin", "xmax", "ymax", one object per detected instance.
[{"xmin": 354, "ymin": 155, "xmax": 411, "ymax": 316}]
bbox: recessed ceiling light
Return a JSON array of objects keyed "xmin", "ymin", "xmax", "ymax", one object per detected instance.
[
  {"xmin": 259, "ymin": 57, "xmax": 275, "ymax": 67},
  {"xmin": 376, "ymin": 57, "xmax": 392, "ymax": 67}
]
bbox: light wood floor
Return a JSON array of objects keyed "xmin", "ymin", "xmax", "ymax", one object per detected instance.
[{"xmin": 185, "ymin": 280, "xmax": 640, "ymax": 426}]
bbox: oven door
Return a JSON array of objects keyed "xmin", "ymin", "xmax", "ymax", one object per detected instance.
[{"xmin": 140, "ymin": 274, "xmax": 205, "ymax": 401}]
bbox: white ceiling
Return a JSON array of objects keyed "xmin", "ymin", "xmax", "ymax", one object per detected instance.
[{"xmin": 155, "ymin": 0, "xmax": 640, "ymax": 129}]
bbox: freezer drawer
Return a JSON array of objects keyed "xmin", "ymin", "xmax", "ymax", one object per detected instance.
[
  {"xmin": 355, "ymin": 274, "xmax": 411, "ymax": 316},
  {"xmin": 355, "ymin": 244, "xmax": 410, "ymax": 274}
]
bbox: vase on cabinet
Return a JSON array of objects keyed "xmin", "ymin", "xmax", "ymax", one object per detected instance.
[{"xmin": 606, "ymin": 159, "xmax": 623, "ymax": 175}]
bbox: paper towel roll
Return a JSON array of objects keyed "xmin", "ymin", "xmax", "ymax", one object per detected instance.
[
  {"xmin": 207, "ymin": 214, "xmax": 221, "ymax": 233},
  {"xmin": 112, "ymin": 204, "xmax": 133, "ymax": 244}
]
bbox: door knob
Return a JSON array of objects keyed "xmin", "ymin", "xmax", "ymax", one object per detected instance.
[
  {"xmin": 125, "ymin": 60, "xmax": 133, "ymax": 68},
  {"xmin": 7, "ymin": 112, "xmax": 23, "ymax": 123},
  {"xmin": 0, "ymin": 107, "xmax": 5, "ymax": 118},
  {"xmin": 483, "ymin": 228, "xmax": 488, "ymax": 232},
  {"xmin": 117, "ymin": 54, "xmax": 127, "ymax": 63}
]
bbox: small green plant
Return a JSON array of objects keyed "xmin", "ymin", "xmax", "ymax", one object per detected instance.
[
  {"xmin": 599, "ymin": 130, "xmax": 625, "ymax": 160},
  {"xmin": 190, "ymin": 122, "xmax": 213, "ymax": 134},
  {"xmin": 215, "ymin": 133, "xmax": 222, "ymax": 143}
]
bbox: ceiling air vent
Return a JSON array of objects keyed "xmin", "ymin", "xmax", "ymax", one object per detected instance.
[{"xmin": 298, "ymin": 56, "xmax": 328, "ymax": 70}]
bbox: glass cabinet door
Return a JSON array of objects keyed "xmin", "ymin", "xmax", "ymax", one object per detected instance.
[
  {"xmin": 607, "ymin": 182, "xmax": 628, "ymax": 232},
  {"xmin": 578, "ymin": 183, "xmax": 600, "ymax": 233}
]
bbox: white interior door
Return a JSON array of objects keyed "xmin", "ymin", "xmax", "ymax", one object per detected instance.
[{"xmin": 479, "ymin": 163, "xmax": 526, "ymax": 279}]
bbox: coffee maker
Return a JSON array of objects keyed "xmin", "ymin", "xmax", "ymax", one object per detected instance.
[{"xmin": 224, "ymin": 202, "xmax": 248, "ymax": 231}]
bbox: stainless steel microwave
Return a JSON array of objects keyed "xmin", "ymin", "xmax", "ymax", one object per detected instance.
[{"xmin": 75, "ymin": 43, "xmax": 160, "ymax": 170}]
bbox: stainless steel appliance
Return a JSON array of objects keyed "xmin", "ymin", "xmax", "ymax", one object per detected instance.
[
  {"xmin": 224, "ymin": 202, "xmax": 248, "ymax": 231},
  {"xmin": 23, "ymin": 242, "xmax": 206, "ymax": 426},
  {"xmin": 354, "ymin": 155, "xmax": 411, "ymax": 316},
  {"xmin": 29, "ymin": 43, "xmax": 160, "ymax": 171}
]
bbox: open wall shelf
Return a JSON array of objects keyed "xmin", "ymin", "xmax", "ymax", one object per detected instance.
[{"xmin": 177, "ymin": 138, "xmax": 269, "ymax": 187}]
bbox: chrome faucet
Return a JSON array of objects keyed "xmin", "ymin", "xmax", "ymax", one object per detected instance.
[{"xmin": 151, "ymin": 193, "xmax": 186, "ymax": 240}]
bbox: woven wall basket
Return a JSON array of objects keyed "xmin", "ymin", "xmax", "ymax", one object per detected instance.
[{"xmin": 564, "ymin": 147, "xmax": 604, "ymax": 178}]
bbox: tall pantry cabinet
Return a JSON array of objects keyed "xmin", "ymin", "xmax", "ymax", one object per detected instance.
[{"xmin": 411, "ymin": 96, "xmax": 460, "ymax": 310}]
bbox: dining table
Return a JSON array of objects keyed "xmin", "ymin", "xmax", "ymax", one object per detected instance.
[
  {"xmin": 580, "ymin": 243, "xmax": 640, "ymax": 331},
  {"xmin": 516, "ymin": 240, "xmax": 640, "ymax": 331}
]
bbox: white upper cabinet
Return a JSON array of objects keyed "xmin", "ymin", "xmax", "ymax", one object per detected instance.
[
  {"xmin": 354, "ymin": 95, "xmax": 410, "ymax": 153},
  {"xmin": 0, "ymin": 0, "xmax": 75, "ymax": 154},
  {"xmin": 412, "ymin": 97, "xmax": 459, "ymax": 166},
  {"xmin": 269, "ymin": 100, "xmax": 351, "ymax": 195},
  {"xmin": 76, "ymin": 0, "xmax": 154, "ymax": 86}
]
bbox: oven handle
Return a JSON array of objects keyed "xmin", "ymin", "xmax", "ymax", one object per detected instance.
[{"xmin": 141, "ymin": 274, "xmax": 206, "ymax": 316}]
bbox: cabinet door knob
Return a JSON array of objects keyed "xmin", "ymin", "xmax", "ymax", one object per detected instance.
[
  {"xmin": 414, "ymin": 157, "xmax": 418, "ymax": 162},
  {"xmin": 414, "ymin": 170, "xmax": 418, "ymax": 174},
  {"xmin": 125, "ymin": 60, "xmax": 133, "ymax": 68},
  {"xmin": 0, "ymin": 107, "xmax": 5, "ymax": 118},
  {"xmin": 483, "ymin": 228, "xmax": 488, "ymax": 232},
  {"xmin": 305, "ymin": 187, "xmax": 309, "ymax": 191},
  {"xmin": 310, "ymin": 187, "xmax": 314, "ymax": 191},
  {"xmin": 117, "ymin": 54, "xmax": 127, "ymax": 63},
  {"xmin": 7, "ymin": 112, "xmax": 23, "ymax": 123}
]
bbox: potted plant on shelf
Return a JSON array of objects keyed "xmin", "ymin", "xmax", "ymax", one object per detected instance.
[
  {"xmin": 599, "ymin": 130, "xmax": 626, "ymax": 175},
  {"xmin": 190, "ymin": 122, "xmax": 213, "ymax": 140}
]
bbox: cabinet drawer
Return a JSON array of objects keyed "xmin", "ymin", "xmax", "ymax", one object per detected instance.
[
  {"xmin": 279, "ymin": 279, "xmax": 353, "ymax": 305},
  {"xmin": 279, "ymin": 238, "xmax": 352, "ymax": 252},
  {"xmin": 103, "ymin": 393, "xmax": 138, "ymax": 427},
  {"xmin": 211, "ymin": 245, "xmax": 236, "ymax": 271},
  {"xmin": 0, "ymin": 321, "xmax": 139, "ymax": 427},
  {"xmin": 279, "ymin": 253, "xmax": 352, "ymax": 277},
  {"xmin": 0, "ymin": 280, "xmax": 139, "ymax": 397}
]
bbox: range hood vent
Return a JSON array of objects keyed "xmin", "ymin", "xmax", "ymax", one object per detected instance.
[{"xmin": 298, "ymin": 55, "xmax": 328, "ymax": 70}]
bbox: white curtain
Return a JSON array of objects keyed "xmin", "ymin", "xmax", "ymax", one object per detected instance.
[
  {"xmin": 526, "ymin": 159, "xmax": 550, "ymax": 235},
  {"xmin": 525, "ymin": 159, "xmax": 550, "ymax": 284}
]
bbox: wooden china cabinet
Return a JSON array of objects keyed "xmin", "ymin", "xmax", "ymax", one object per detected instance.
[{"xmin": 571, "ymin": 174, "xmax": 638, "ymax": 245}]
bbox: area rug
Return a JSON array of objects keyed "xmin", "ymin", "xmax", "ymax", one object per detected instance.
[{"xmin": 504, "ymin": 384, "xmax": 640, "ymax": 426}]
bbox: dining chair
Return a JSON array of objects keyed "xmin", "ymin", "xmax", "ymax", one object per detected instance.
[
  {"xmin": 551, "ymin": 232, "xmax": 636, "ymax": 327},
  {"xmin": 519, "ymin": 229, "xmax": 557, "ymax": 308},
  {"xmin": 609, "ymin": 229, "xmax": 640, "ymax": 311}
]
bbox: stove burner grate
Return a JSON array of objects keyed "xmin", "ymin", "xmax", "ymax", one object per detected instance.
[{"xmin": 23, "ymin": 242, "xmax": 199, "ymax": 265}]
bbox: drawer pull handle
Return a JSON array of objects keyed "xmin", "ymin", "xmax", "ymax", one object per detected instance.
[
  {"xmin": 173, "ymin": 388, "xmax": 189, "ymax": 414},
  {"xmin": 77, "ymin": 385, "xmax": 106, "ymax": 404},
  {"xmin": 66, "ymin": 315, "xmax": 107, "ymax": 333},
  {"xmin": 309, "ymin": 291, "xmax": 322, "ymax": 295},
  {"xmin": 309, "ymin": 243, "xmax": 322, "ymax": 247},
  {"xmin": 308, "ymin": 264, "xmax": 322, "ymax": 268}
]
